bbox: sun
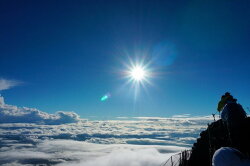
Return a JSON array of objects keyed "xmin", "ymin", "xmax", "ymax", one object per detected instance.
[
  {"xmin": 120, "ymin": 57, "xmax": 155, "ymax": 99},
  {"xmin": 130, "ymin": 66, "xmax": 146, "ymax": 81},
  {"xmin": 120, "ymin": 56, "xmax": 154, "ymax": 90}
]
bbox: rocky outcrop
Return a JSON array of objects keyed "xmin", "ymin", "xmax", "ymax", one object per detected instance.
[{"xmin": 187, "ymin": 117, "xmax": 250, "ymax": 166}]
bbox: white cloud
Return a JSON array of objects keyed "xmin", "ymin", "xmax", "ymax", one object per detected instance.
[
  {"xmin": 0, "ymin": 97, "xmax": 215, "ymax": 165},
  {"xmin": 116, "ymin": 117, "xmax": 129, "ymax": 119},
  {"xmin": 133, "ymin": 117, "xmax": 169, "ymax": 121},
  {"xmin": 0, "ymin": 139, "xmax": 185, "ymax": 166},
  {"xmin": 0, "ymin": 78, "xmax": 22, "ymax": 91},
  {"xmin": 172, "ymin": 114, "xmax": 191, "ymax": 118},
  {"xmin": 0, "ymin": 112, "xmax": 212, "ymax": 146},
  {"xmin": 0, "ymin": 96, "xmax": 82, "ymax": 124}
]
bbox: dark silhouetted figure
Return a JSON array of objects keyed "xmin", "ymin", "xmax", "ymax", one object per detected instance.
[{"xmin": 217, "ymin": 92, "xmax": 235, "ymax": 113}]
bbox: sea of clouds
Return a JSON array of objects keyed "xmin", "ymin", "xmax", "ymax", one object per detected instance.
[{"xmin": 0, "ymin": 96, "xmax": 214, "ymax": 166}]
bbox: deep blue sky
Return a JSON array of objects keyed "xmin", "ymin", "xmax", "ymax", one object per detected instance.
[{"xmin": 1, "ymin": 0, "xmax": 250, "ymax": 119}]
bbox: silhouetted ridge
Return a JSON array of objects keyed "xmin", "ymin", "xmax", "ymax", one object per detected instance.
[
  {"xmin": 162, "ymin": 117, "xmax": 250, "ymax": 166},
  {"xmin": 186, "ymin": 117, "xmax": 250, "ymax": 166}
]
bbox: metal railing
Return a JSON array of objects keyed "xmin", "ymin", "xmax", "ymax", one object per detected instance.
[{"xmin": 161, "ymin": 150, "xmax": 191, "ymax": 166}]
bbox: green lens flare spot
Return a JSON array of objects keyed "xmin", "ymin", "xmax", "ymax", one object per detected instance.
[
  {"xmin": 100, "ymin": 93, "xmax": 111, "ymax": 101},
  {"xmin": 101, "ymin": 95, "xmax": 108, "ymax": 101}
]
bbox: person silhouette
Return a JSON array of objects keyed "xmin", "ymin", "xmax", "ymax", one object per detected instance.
[
  {"xmin": 217, "ymin": 92, "xmax": 235, "ymax": 113},
  {"xmin": 219, "ymin": 93, "xmax": 247, "ymax": 150}
]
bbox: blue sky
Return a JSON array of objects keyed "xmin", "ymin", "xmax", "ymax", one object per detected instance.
[{"xmin": 1, "ymin": 0, "xmax": 250, "ymax": 119}]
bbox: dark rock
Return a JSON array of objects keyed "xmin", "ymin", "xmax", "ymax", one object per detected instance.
[{"xmin": 186, "ymin": 117, "xmax": 250, "ymax": 166}]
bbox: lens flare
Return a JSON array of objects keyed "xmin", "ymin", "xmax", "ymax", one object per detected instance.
[
  {"xmin": 100, "ymin": 93, "xmax": 111, "ymax": 102},
  {"xmin": 101, "ymin": 95, "xmax": 108, "ymax": 101}
]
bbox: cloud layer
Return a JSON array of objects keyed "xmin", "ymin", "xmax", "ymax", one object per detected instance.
[
  {"xmin": 0, "ymin": 139, "xmax": 184, "ymax": 166},
  {"xmin": 0, "ymin": 96, "xmax": 215, "ymax": 165}
]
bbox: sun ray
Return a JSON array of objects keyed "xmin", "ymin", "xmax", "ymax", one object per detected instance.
[{"xmin": 120, "ymin": 56, "xmax": 155, "ymax": 100}]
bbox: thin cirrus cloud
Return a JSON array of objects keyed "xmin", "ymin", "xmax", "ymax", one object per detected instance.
[{"xmin": 0, "ymin": 78, "xmax": 22, "ymax": 91}]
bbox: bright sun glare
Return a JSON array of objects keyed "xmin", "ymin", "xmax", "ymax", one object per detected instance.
[
  {"xmin": 121, "ymin": 58, "xmax": 154, "ymax": 99},
  {"xmin": 121, "ymin": 57, "xmax": 154, "ymax": 96},
  {"xmin": 130, "ymin": 66, "xmax": 146, "ymax": 81}
]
